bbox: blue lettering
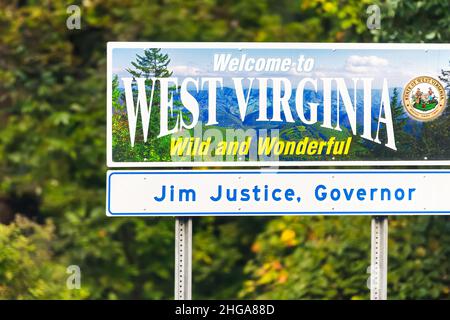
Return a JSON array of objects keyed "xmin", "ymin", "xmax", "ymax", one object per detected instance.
[
  {"xmin": 285, "ymin": 189, "xmax": 295, "ymax": 201},
  {"xmin": 357, "ymin": 188, "xmax": 366, "ymax": 200},
  {"xmin": 315, "ymin": 185, "xmax": 327, "ymax": 201}
]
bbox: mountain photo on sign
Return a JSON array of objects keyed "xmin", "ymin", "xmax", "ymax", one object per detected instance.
[{"xmin": 108, "ymin": 45, "xmax": 450, "ymax": 165}]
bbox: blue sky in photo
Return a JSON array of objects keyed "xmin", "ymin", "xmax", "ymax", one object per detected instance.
[{"xmin": 112, "ymin": 47, "xmax": 450, "ymax": 89}]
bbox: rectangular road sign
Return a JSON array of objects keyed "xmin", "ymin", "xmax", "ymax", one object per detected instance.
[
  {"xmin": 106, "ymin": 170, "xmax": 450, "ymax": 216},
  {"xmin": 107, "ymin": 42, "xmax": 450, "ymax": 167}
]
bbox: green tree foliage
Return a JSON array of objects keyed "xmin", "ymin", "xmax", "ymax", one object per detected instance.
[
  {"xmin": 241, "ymin": 216, "xmax": 371, "ymax": 299},
  {"xmin": 241, "ymin": 216, "xmax": 450, "ymax": 299},
  {"xmin": 0, "ymin": 0, "xmax": 449, "ymax": 300},
  {"xmin": 0, "ymin": 216, "xmax": 89, "ymax": 299},
  {"xmin": 375, "ymin": 0, "xmax": 450, "ymax": 42}
]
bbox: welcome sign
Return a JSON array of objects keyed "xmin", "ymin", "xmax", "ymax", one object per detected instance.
[{"xmin": 107, "ymin": 43, "xmax": 450, "ymax": 167}]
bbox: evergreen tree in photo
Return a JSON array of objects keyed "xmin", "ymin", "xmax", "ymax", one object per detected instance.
[
  {"xmin": 126, "ymin": 48, "xmax": 174, "ymax": 141},
  {"xmin": 370, "ymin": 88, "xmax": 417, "ymax": 160},
  {"xmin": 112, "ymin": 75, "xmax": 122, "ymax": 111},
  {"xmin": 113, "ymin": 49, "xmax": 176, "ymax": 162},
  {"xmin": 126, "ymin": 48, "xmax": 173, "ymax": 79},
  {"xmin": 112, "ymin": 74, "xmax": 131, "ymax": 161},
  {"xmin": 439, "ymin": 61, "xmax": 450, "ymax": 95}
]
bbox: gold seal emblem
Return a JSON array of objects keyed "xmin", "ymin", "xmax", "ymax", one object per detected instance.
[{"xmin": 402, "ymin": 76, "xmax": 447, "ymax": 121}]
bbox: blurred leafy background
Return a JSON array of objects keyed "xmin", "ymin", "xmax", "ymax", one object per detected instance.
[{"xmin": 0, "ymin": 0, "xmax": 449, "ymax": 299}]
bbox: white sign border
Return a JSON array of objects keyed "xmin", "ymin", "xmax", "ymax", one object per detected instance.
[{"xmin": 107, "ymin": 42, "xmax": 450, "ymax": 167}]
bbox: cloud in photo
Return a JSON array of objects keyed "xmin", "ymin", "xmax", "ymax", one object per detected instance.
[
  {"xmin": 344, "ymin": 55, "xmax": 389, "ymax": 74},
  {"xmin": 171, "ymin": 65, "xmax": 204, "ymax": 77}
]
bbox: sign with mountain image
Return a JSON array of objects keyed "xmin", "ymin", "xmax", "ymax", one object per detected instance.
[{"xmin": 107, "ymin": 43, "xmax": 450, "ymax": 167}]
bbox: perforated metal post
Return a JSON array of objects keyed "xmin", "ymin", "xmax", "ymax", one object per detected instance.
[
  {"xmin": 175, "ymin": 217, "xmax": 192, "ymax": 300},
  {"xmin": 370, "ymin": 216, "xmax": 388, "ymax": 300}
]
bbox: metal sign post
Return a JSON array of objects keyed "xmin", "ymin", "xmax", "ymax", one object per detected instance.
[
  {"xmin": 175, "ymin": 217, "xmax": 192, "ymax": 300},
  {"xmin": 370, "ymin": 216, "xmax": 388, "ymax": 300}
]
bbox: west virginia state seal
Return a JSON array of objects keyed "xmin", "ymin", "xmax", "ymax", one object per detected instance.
[{"xmin": 402, "ymin": 76, "xmax": 447, "ymax": 121}]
